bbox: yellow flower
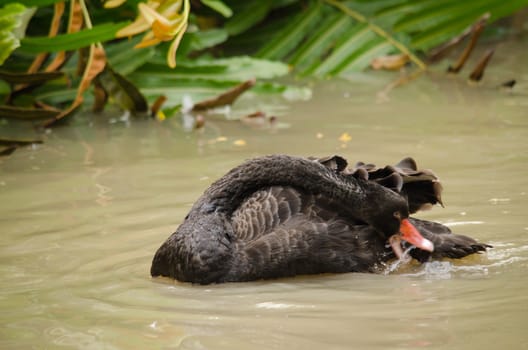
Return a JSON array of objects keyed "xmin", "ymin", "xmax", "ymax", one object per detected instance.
[{"xmin": 115, "ymin": 0, "xmax": 190, "ymax": 68}]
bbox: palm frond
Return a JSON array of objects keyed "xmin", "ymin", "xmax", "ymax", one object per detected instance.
[{"xmin": 223, "ymin": 0, "xmax": 528, "ymax": 76}]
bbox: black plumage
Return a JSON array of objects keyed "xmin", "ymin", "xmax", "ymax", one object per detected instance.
[{"xmin": 151, "ymin": 155, "xmax": 490, "ymax": 284}]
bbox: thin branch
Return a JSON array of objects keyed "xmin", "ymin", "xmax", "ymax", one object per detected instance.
[
  {"xmin": 469, "ymin": 49, "xmax": 494, "ymax": 82},
  {"xmin": 78, "ymin": 0, "xmax": 103, "ymax": 50},
  {"xmin": 447, "ymin": 14, "xmax": 489, "ymax": 73},
  {"xmin": 78, "ymin": 0, "xmax": 92, "ymax": 29},
  {"xmin": 192, "ymin": 79, "xmax": 256, "ymax": 111},
  {"xmin": 429, "ymin": 13, "xmax": 490, "ymax": 63}
]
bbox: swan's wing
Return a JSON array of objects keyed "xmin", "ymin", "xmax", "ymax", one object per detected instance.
[
  {"xmin": 231, "ymin": 185, "xmax": 369, "ymax": 242},
  {"xmin": 310, "ymin": 154, "xmax": 443, "ymax": 213},
  {"xmin": 309, "ymin": 155, "xmax": 348, "ymax": 173},
  {"xmin": 231, "ymin": 186, "xmax": 315, "ymax": 241},
  {"xmin": 408, "ymin": 217, "xmax": 491, "ymax": 262},
  {"xmin": 232, "ymin": 219, "xmax": 386, "ymax": 278},
  {"xmin": 227, "ymin": 191, "xmax": 388, "ymax": 280},
  {"xmin": 349, "ymin": 158, "xmax": 443, "ymax": 213},
  {"xmin": 409, "ymin": 217, "xmax": 452, "ymax": 235}
]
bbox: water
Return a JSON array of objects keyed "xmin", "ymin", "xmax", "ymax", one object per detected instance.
[{"xmin": 1, "ymin": 40, "xmax": 528, "ymax": 349}]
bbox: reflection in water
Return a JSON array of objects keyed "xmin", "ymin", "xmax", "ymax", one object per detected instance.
[
  {"xmin": 46, "ymin": 327, "xmax": 116, "ymax": 349},
  {"xmin": 1, "ymin": 40, "xmax": 528, "ymax": 349},
  {"xmin": 92, "ymin": 168, "xmax": 113, "ymax": 207}
]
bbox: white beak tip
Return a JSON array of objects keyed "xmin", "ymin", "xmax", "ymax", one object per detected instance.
[{"xmin": 421, "ymin": 238, "xmax": 434, "ymax": 252}]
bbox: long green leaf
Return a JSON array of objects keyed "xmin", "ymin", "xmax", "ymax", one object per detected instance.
[
  {"xmin": 136, "ymin": 56, "xmax": 290, "ymax": 82},
  {"xmin": 337, "ymin": 38, "xmax": 393, "ymax": 74},
  {"xmin": 201, "ymin": 0, "xmax": 233, "ymax": 17},
  {"xmin": 223, "ymin": 0, "xmax": 528, "ymax": 76},
  {"xmin": 394, "ymin": 0, "xmax": 492, "ymax": 33},
  {"xmin": 0, "ymin": 105, "xmax": 60, "ymax": 120},
  {"xmin": 221, "ymin": 13, "xmax": 292, "ymax": 54},
  {"xmin": 0, "ymin": 70, "xmax": 63, "ymax": 84},
  {"xmin": 18, "ymin": 22, "xmax": 128, "ymax": 54},
  {"xmin": 375, "ymin": 0, "xmax": 461, "ymax": 27},
  {"xmin": 410, "ymin": 0, "xmax": 528, "ymax": 49},
  {"xmin": 289, "ymin": 11, "xmax": 353, "ymax": 70},
  {"xmin": 189, "ymin": 29, "xmax": 229, "ymax": 51},
  {"xmin": 105, "ymin": 37, "xmax": 154, "ymax": 75},
  {"xmin": 256, "ymin": 1, "xmax": 323, "ymax": 60},
  {"xmin": 224, "ymin": 2, "xmax": 273, "ymax": 36},
  {"xmin": 306, "ymin": 23, "xmax": 378, "ymax": 76},
  {"xmin": 4, "ymin": 0, "xmax": 63, "ymax": 5},
  {"xmin": 126, "ymin": 54, "xmax": 299, "ymax": 107},
  {"xmin": 136, "ymin": 79, "xmax": 308, "ymax": 107}
]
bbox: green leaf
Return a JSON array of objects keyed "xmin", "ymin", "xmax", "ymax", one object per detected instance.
[
  {"xmin": 4, "ymin": 0, "xmax": 63, "ymax": 6},
  {"xmin": 105, "ymin": 37, "xmax": 155, "ymax": 75},
  {"xmin": 338, "ymin": 37, "xmax": 393, "ymax": 74},
  {"xmin": 394, "ymin": 1, "xmax": 487, "ymax": 34},
  {"xmin": 201, "ymin": 0, "xmax": 233, "ymax": 17},
  {"xmin": 218, "ymin": 0, "xmax": 528, "ymax": 77},
  {"xmin": 0, "ymin": 104, "xmax": 60, "ymax": 120},
  {"xmin": 221, "ymin": 13, "xmax": 292, "ymax": 54},
  {"xmin": 137, "ymin": 79, "xmax": 308, "ymax": 107},
  {"xmin": 256, "ymin": 1, "xmax": 323, "ymax": 60},
  {"xmin": 374, "ymin": 0, "xmax": 459, "ymax": 28},
  {"xmin": 189, "ymin": 29, "xmax": 229, "ymax": 51},
  {"xmin": 305, "ymin": 23, "xmax": 377, "ymax": 76},
  {"xmin": 96, "ymin": 66, "xmax": 148, "ymax": 114},
  {"xmin": 34, "ymin": 87, "xmax": 77, "ymax": 105},
  {"xmin": 224, "ymin": 2, "xmax": 273, "ymax": 36},
  {"xmin": 137, "ymin": 79, "xmax": 243, "ymax": 107},
  {"xmin": 17, "ymin": 22, "xmax": 128, "ymax": 54},
  {"xmin": 408, "ymin": 0, "xmax": 528, "ymax": 49},
  {"xmin": 253, "ymin": 82, "xmax": 312, "ymax": 101},
  {"xmin": 289, "ymin": 11, "xmax": 353, "ymax": 70},
  {"xmin": 0, "ymin": 3, "xmax": 26, "ymax": 65},
  {"xmin": 127, "ymin": 56, "xmax": 299, "ymax": 107},
  {"xmin": 0, "ymin": 70, "xmax": 63, "ymax": 85},
  {"xmin": 135, "ymin": 56, "xmax": 290, "ymax": 82}
]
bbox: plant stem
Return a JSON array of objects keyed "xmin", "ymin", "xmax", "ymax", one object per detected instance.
[
  {"xmin": 78, "ymin": 0, "xmax": 92, "ymax": 29},
  {"xmin": 323, "ymin": 0, "xmax": 427, "ymax": 71},
  {"xmin": 78, "ymin": 0, "xmax": 104, "ymax": 50}
]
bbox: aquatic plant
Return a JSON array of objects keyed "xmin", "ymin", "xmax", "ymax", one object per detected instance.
[{"xmin": 0, "ymin": 0, "xmax": 526, "ymax": 154}]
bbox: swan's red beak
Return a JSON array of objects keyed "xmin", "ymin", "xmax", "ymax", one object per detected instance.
[{"xmin": 399, "ymin": 219, "xmax": 434, "ymax": 252}]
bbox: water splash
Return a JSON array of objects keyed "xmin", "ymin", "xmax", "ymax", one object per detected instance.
[
  {"xmin": 384, "ymin": 245, "xmax": 415, "ymax": 274},
  {"xmin": 398, "ymin": 241, "xmax": 528, "ymax": 279}
]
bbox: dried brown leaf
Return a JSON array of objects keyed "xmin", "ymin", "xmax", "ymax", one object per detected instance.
[
  {"xmin": 469, "ymin": 49, "xmax": 495, "ymax": 82},
  {"xmin": 192, "ymin": 79, "xmax": 256, "ymax": 111},
  {"xmin": 371, "ymin": 54, "xmax": 409, "ymax": 70},
  {"xmin": 447, "ymin": 15, "xmax": 488, "ymax": 74},
  {"xmin": 150, "ymin": 95, "xmax": 167, "ymax": 117},
  {"xmin": 27, "ymin": 2, "xmax": 65, "ymax": 74},
  {"xmin": 43, "ymin": 45, "xmax": 106, "ymax": 127}
]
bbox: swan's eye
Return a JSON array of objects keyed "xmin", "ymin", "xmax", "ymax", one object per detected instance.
[{"xmin": 393, "ymin": 211, "xmax": 401, "ymax": 220}]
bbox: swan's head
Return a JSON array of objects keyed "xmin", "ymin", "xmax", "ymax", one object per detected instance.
[
  {"xmin": 390, "ymin": 211, "xmax": 434, "ymax": 258},
  {"xmin": 369, "ymin": 191, "xmax": 434, "ymax": 256}
]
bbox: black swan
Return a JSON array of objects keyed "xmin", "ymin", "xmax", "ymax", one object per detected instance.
[{"xmin": 151, "ymin": 155, "xmax": 490, "ymax": 284}]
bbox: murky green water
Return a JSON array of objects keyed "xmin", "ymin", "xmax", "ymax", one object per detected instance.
[{"xmin": 1, "ymin": 40, "xmax": 528, "ymax": 349}]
